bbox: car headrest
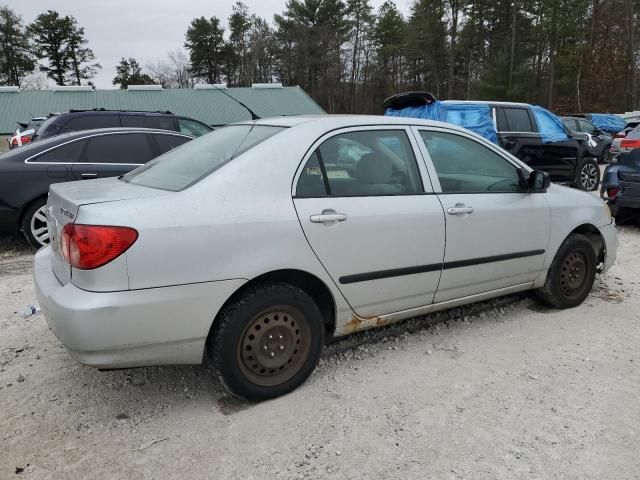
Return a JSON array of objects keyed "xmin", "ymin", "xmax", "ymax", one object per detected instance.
[{"xmin": 354, "ymin": 153, "xmax": 392, "ymax": 184}]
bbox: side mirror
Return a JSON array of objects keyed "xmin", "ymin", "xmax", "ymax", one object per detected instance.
[{"xmin": 528, "ymin": 170, "xmax": 550, "ymax": 192}]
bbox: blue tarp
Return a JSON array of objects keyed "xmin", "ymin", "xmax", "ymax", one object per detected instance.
[
  {"xmin": 588, "ymin": 113, "xmax": 626, "ymax": 134},
  {"xmin": 385, "ymin": 101, "xmax": 497, "ymax": 143},
  {"xmin": 530, "ymin": 105, "xmax": 569, "ymax": 143}
]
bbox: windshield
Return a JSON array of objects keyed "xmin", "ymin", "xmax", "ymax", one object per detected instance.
[{"xmin": 122, "ymin": 124, "xmax": 286, "ymax": 191}]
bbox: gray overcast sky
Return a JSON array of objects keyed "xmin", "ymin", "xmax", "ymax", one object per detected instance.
[{"xmin": 8, "ymin": 0, "xmax": 412, "ymax": 89}]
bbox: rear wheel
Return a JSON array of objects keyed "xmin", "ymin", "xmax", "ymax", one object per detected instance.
[
  {"xmin": 535, "ymin": 234, "xmax": 597, "ymax": 309},
  {"xmin": 21, "ymin": 198, "xmax": 49, "ymax": 250},
  {"xmin": 208, "ymin": 283, "xmax": 324, "ymax": 401},
  {"xmin": 577, "ymin": 158, "xmax": 600, "ymax": 191}
]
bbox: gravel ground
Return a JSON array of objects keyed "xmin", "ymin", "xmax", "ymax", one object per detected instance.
[{"xmin": 0, "ymin": 228, "xmax": 639, "ymax": 480}]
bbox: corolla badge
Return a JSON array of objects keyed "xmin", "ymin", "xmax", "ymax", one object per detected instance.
[{"xmin": 60, "ymin": 207, "xmax": 75, "ymax": 220}]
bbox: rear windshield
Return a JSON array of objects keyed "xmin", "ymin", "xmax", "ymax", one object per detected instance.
[{"xmin": 122, "ymin": 124, "xmax": 285, "ymax": 191}]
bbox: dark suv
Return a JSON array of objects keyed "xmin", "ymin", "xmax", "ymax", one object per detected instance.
[
  {"xmin": 561, "ymin": 116, "xmax": 612, "ymax": 164},
  {"xmin": 384, "ymin": 92, "xmax": 599, "ymax": 191},
  {"xmin": 33, "ymin": 109, "xmax": 212, "ymax": 141}
]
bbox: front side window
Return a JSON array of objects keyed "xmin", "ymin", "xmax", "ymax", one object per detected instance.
[
  {"xmin": 419, "ymin": 130, "xmax": 524, "ymax": 193},
  {"xmin": 578, "ymin": 120, "xmax": 598, "ymax": 135},
  {"xmin": 123, "ymin": 124, "xmax": 285, "ymax": 191},
  {"xmin": 178, "ymin": 118, "xmax": 212, "ymax": 137},
  {"xmin": 31, "ymin": 139, "xmax": 87, "ymax": 163},
  {"xmin": 296, "ymin": 130, "xmax": 423, "ymax": 197},
  {"xmin": 82, "ymin": 133, "xmax": 153, "ymax": 164},
  {"xmin": 154, "ymin": 134, "xmax": 191, "ymax": 154}
]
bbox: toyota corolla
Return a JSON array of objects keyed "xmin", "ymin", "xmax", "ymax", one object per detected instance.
[{"xmin": 34, "ymin": 116, "xmax": 617, "ymax": 401}]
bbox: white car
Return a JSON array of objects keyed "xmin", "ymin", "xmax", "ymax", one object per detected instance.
[{"xmin": 34, "ymin": 116, "xmax": 617, "ymax": 401}]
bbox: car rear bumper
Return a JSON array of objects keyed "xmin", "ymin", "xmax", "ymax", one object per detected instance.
[
  {"xmin": 599, "ymin": 220, "xmax": 617, "ymax": 272},
  {"xmin": 34, "ymin": 246, "xmax": 246, "ymax": 369}
]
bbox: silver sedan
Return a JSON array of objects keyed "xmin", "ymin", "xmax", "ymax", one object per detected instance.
[{"xmin": 34, "ymin": 115, "xmax": 617, "ymax": 401}]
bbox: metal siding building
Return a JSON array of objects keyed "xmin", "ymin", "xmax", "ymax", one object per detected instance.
[{"xmin": 0, "ymin": 86, "xmax": 325, "ymax": 134}]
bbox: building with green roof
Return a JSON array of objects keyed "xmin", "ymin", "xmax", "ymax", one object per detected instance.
[{"xmin": 0, "ymin": 84, "xmax": 325, "ymax": 138}]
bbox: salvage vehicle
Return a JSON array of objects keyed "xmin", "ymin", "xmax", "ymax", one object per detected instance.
[
  {"xmin": 601, "ymin": 131, "xmax": 640, "ymax": 223},
  {"xmin": 32, "ymin": 109, "xmax": 212, "ymax": 142},
  {"xmin": 0, "ymin": 128, "xmax": 193, "ymax": 248},
  {"xmin": 8, "ymin": 117, "xmax": 49, "ymax": 149},
  {"xmin": 561, "ymin": 116, "xmax": 612, "ymax": 164},
  {"xmin": 384, "ymin": 92, "xmax": 600, "ymax": 191},
  {"xmin": 34, "ymin": 116, "xmax": 617, "ymax": 401}
]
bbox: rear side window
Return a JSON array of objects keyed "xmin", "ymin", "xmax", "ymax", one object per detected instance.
[
  {"xmin": 178, "ymin": 118, "xmax": 212, "ymax": 137},
  {"xmin": 123, "ymin": 125, "xmax": 286, "ymax": 191},
  {"xmin": 31, "ymin": 139, "xmax": 87, "ymax": 163},
  {"xmin": 154, "ymin": 134, "xmax": 191, "ymax": 154},
  {"xmin": 61, "ymin": 114, "xmax": 120, "ymax": 132},
  {"xmin": 82, "ymin": 133, "xmax": 153, "ymax": 164},
  {"xmin": 501, "ymin": 108, "xmax": 535, "ymax": 132},
  {"xmin": 296, "ymin": 130, "xmax": 424, "ymax": 197},
  {"xmin": 121, "ymin": 115, "xmax": 177, "ymax": 131}
]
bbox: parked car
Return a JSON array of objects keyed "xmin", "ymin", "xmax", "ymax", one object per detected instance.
[
  {"xmin": 602, "ymin": 130, "xmax": 640, "ymax": 223},
  {"xmin": 8, "ymin": 116, "xmax": 49, "ymax": 149},
  {"xmin": 561, "ymin": 116, "xmax": 612, "ymax": 164},
  {"xmin": 31, "ymin": 109, "xmax": 212, "ymax": 142},
  {"xmin": 384, "ymin": 92, "xmax": 600, "ymax": 191},
  {"xmin": 609, "ymin": 121, "xmax": 640, "ymax": 161},
  {"xmin": 0, "ymin": 128, "xmax": 193, "ymax": 248},
  {"xmin": 34, "ymin": 116, "xmax": 616, "ymax": 401}
]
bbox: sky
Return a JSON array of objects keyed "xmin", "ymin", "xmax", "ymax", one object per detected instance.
[{"xmin": 9, "ymin": 0, "xmax": 412, "ymax": 89}]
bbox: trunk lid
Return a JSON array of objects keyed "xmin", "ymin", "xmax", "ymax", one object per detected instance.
[{"xmin": 46, "ymin": 178, "xmax": 166, "ymax": 284}]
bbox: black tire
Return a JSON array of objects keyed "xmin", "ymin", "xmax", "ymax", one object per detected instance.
[
  {"xmin": 535, "ymin": 234, "xmax": 597, "ymax": 309},
  {"xmin": 21, "ymin": 197, "xmax": 49, "ymax": 250},
  {"xmin": 208, "ymin": 282, "xmax": 324, "ymax": 401},
  {"xmin": 576, "ymin": 157, "xmax": 600, "ymax": 191}
]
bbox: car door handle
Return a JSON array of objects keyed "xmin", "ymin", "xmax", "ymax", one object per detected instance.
[
  {"xmin": 447, "ymin": 205, "xmax": 474, "ymax": 215},
  {"xmin": 80, "ymin": 173, "xmax": 98, "ymax": 178},
  {"xmin": 310, "ymin": 211, "xmax": 347, "ymax": 224}
]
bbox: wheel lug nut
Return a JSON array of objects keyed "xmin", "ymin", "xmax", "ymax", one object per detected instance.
[
  {"xmin": 279, "ymin": 334, "xmax": 283, "ymax": 340},
  {"xmin": 279, "ymin": 345, "xmax": 285, "ymax": 350},
  {"xmin": 270, "ymin": 352, "xmax": 275, "ymax": 357},
  {"xmin": 268, "ymin": 334, "xmax": 273, "ymax": 340},
  {"xmin": 263, "ymin": 345, "xmax": 268, "ymax": 351}
]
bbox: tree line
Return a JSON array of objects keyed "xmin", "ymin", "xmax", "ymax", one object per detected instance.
[{"xmin": 0, "ymin": 1, "xmax": 638, "ymax": 114}]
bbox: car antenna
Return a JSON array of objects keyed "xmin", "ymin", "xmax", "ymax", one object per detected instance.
[{"xmin": 212, "ymin": 85, "xmax": 261, "ymax": 120}]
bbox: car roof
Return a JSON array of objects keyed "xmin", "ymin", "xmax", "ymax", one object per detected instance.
[{"xmin": 239, "ymin": 114, "xmax": 482, "ymax": 135}]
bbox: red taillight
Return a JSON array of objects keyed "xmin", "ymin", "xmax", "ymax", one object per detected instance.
[
  {"xmin": 607, "ymin": 187, "xmax": 620, "ymax": 200},
  {"xmin": 621, "ymin": 139, "xmax": 640, "ymax": 149},
  {"xmin": 11, "ymin": 136, "xmax": 31, "ymax": 145},
  {"xmin": 614, "ymin": 132, "xmax": 626, "ymax": 139},
  {"xmin": 60, "ymin": 224, "xmax": 138, "ymax": 270}
]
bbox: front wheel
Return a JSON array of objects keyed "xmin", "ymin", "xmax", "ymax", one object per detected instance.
[
  {"xmin": 535, "ymin": 234, "xmax": 597, "ymax": 309},
  {"xmin": 577, "ymin": 158, "xmax": 600, "ymax": 191},
  {"xmin": 208, "ymin": 283, "xmax": 324, "ymax": 401},
  {"xmin": 21, "ymin": 198, "xmax": 50, "ymax": 250}
]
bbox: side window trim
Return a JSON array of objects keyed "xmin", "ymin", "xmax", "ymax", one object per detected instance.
[
  {"xmin": 292, "ymin": 125, "xmax": 434, "ymax": 198},
  {"xmin": 412, "ymin": 126, "xmax": 527, "ymax": 194}
]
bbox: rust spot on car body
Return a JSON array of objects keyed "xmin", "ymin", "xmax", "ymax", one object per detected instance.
[{"xmin": 340, "ymin": 313, "xmax": 392, "ymax": 335}]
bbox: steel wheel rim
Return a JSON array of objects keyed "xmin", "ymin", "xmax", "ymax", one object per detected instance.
[
  {"xmin": 560, "ymin": 251, "xmax": 588, "ymax": 298},
  {"xmin": 237, "ymin": 306, "xmax": 311, "ymax": 387},
  {"xmin": 581, "ymin": 164, "xmax": 598, "ymax": 190},
  {"xmin": 30, "ymin": 206, "xmax": 50, "ymax": 246}
]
